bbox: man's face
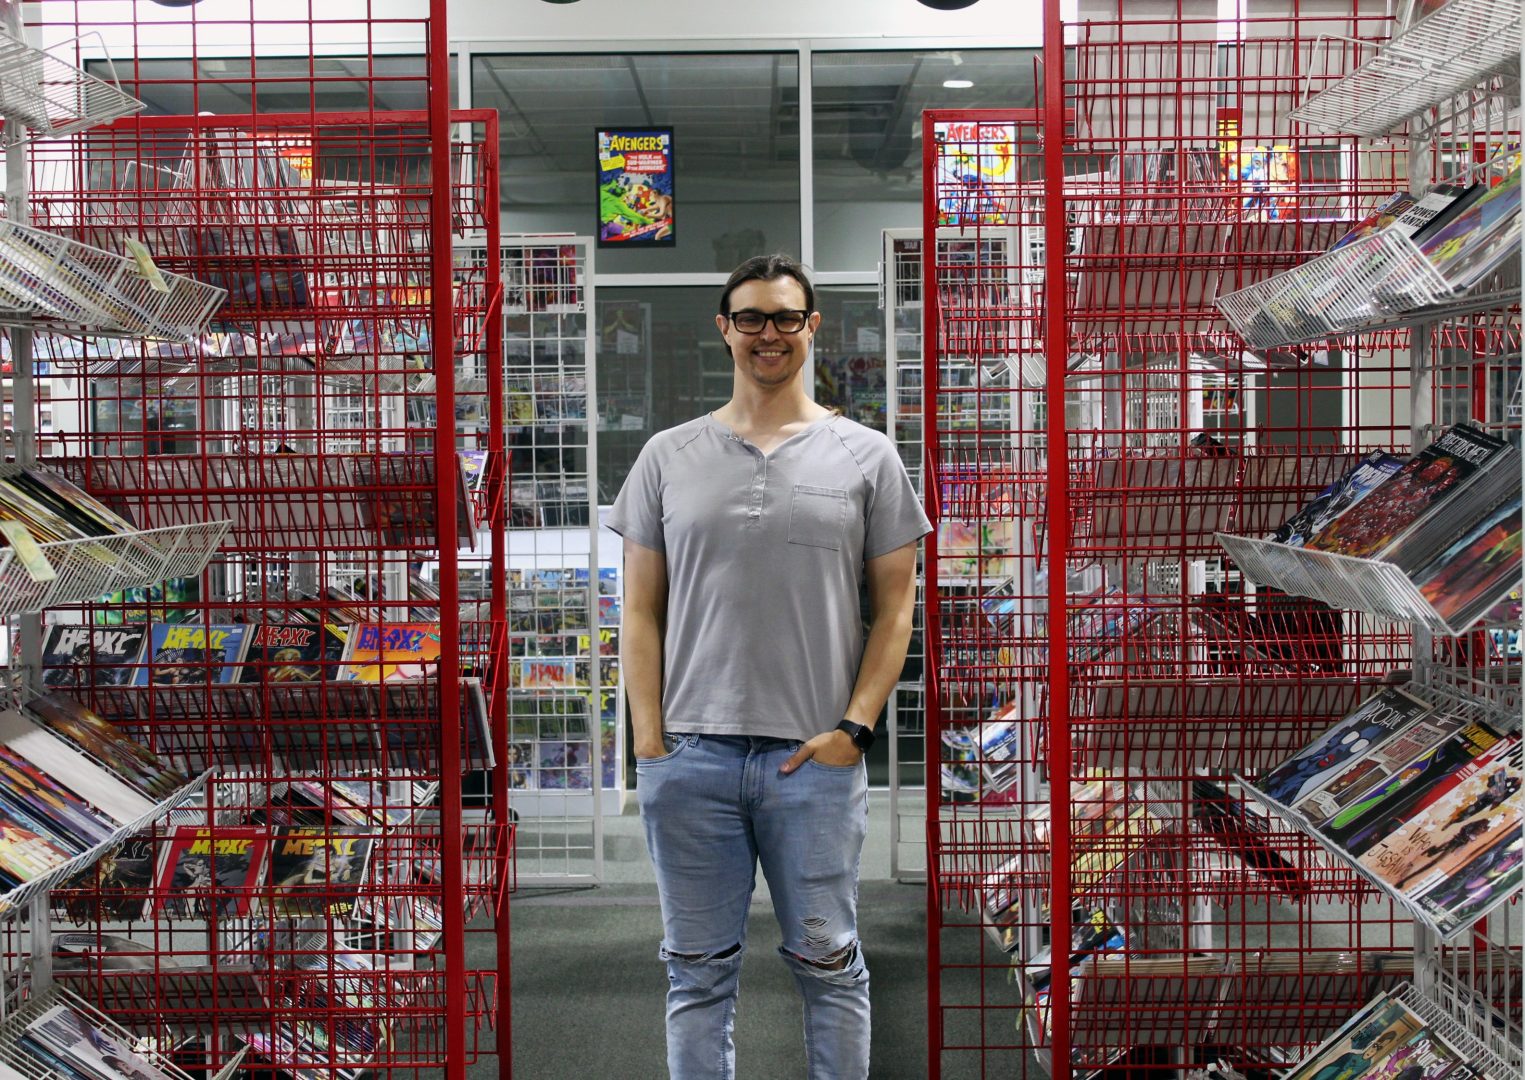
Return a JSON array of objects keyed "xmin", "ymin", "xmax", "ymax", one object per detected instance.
[{"xmin": 716, "ymin": 277, "xmax": 820, "ymax": 391}]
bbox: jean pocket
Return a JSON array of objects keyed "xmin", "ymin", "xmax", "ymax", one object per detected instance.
[
  {"xmin": 636, "ymin": 732, "xmax": 694, "ymax": 766},
  {"xmin": 788, "ymin": 485, "xmax": 848, "ymax": 550},
  {"xmin": 804, "ymin": 756, "xmax": 861, "ymax": 773}
]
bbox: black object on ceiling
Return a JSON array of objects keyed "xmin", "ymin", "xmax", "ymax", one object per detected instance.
[{"xmin": 918, "ymin": 0, "xmax": 982, "ymax": 9}]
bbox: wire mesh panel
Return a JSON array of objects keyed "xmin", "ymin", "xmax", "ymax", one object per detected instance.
[
  {"xmin": 0, "ymin": 5, "xmax": 510, "ymax": 1075},
  {"xmin": 922, "ymin": 1, "xmax": 1521, "ymax": 1075}
]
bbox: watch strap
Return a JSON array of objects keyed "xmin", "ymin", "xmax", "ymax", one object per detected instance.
[{"xmin": 835, "ymin": 718, "xmax": 875, "ymax": 752}]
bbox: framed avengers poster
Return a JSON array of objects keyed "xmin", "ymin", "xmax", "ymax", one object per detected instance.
[{"xmin": 597, "ymin": 127, "xmax": 676, "ymax": 247}]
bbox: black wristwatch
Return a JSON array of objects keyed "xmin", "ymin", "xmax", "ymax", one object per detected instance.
[{"xmin": 835, "ymin": 719, "xmax": 876, "ymax": 753}]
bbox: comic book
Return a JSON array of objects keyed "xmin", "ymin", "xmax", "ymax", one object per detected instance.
[
  {"xmin": 1417, "ymin": 164, "xmax": 1522, "ymax": 290},
  {"xmin": 0, "ymin": 744, "xmax": 117, "ymax": 852},
  {"xmin": 41, "ymin": 625, "xmax": 147, "ymax": 689},
  {"xmin": 1280, "ymin": 991, "xmax": 1423, "ymax": 1080},
  {"xmin": 1266, "ymin": 450, "xmax": 1406, "ymax": 547},
  {"xmin": 338, "ymin": 622, "xmax": 442, "ymax": 682},
  {"xmin": 135, "ymin": 624, "xmax": 252, "ymax": 686},
  {"xmin": 1391, "ymin": 180, "xmax": 1485, "ymax": 244},
  {"xmin": 1307, "ymin": 423, "xmax": 1512, "ymax": 563},
  {"xmin": 1358, "ymin": 738, "xmax": 1522, "ymax": 902},
  {"xmin": 61, "ymin": 832, "xmax": 157, "ymax": 921},
  {"xmin": 1254, "ymin": 688, "xmax": 1437, "ymax": 808},
  {"xmin": 1292, "ymin": 708, "xmax": 1467, "ymax": 827},
  {"xmin": 0, "ymin": 798, "xmax": 75, "ymax": 889},
  {"xmin": 1411, "ymin": 828, "xmax": 1523, "ymax": 938},
  {"xmin": 152, "ymin": 826, "xmax": 268, "ymax": 918},
  {"xmin": 268, "ymin": 825, "xmax": 373, "ymax": 917},
  {"xmin": 1327, "ymin": 191, "xmax": 1417, "ymax": 251},
  {"xmin": 26, "ymin": 693, "xmax": 187, "ymax": 800},
  {"xmin": 1323, "ymin": 720, "xmax": 1504, "ymax": 856},
  {"xmin": 1412, "ymin": 495, "xmax": 1522, "ymax": 628},
  {"xmin": 241, "ymin": 622, "xmax": 345, "ymax": 683},
  {"xmin": 21, "ymin": 1003, "xmax": 177, "ymax": 1080}
]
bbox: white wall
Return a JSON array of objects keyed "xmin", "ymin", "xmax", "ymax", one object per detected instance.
[{"xmin": 453, "ymin": 0, "xmax": 1049, "ymax": 46}]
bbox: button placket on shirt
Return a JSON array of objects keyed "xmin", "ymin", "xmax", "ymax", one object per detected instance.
[{"xmin": 747, "ymin": 450, "xmax": 766, "ymax": 525}]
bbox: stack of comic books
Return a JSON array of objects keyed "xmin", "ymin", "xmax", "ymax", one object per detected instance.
[
  {"xmin": 0, "ymin": 705, "xmax": 175, "ymax": 895},
  {"xmin": 1244, "ymin": 685, "xmax": 1521, "ymax": 937},
  {"xmin": 266, "ymin": 825, "xmax": 374, "ymax": 918},
  {"xmin": 40, "ymin": 625, "xmax": 149, "ymax": 688},
  {"xmin": 0, "ymin": 465, "xmax": 156, "ymax": 583},
  {"xmin": 1280, "ymin": 986, "xmax": 1509, "ymax": 1079},
  {"xmin": 17, "ymin": 1000, "xmax": 179, "ymax": 1080}
]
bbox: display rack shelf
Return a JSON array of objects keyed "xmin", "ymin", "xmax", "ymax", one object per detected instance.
[
  {"xmin": 1286, "ymin": 0, "xmax": 1522, "ymax": 136},
  {"xmin": 0, "ymin": 220, "xmax": 225, "ymax": 341},
  {"xmin": 1215, "ymin": 531, "xmax": 1518, "ymax": 637},
  {"xmin": 0, "ymin": 767, "xmax": 211, "ymax": 916},
  {"xmin": 0, "ymin": 32, "xmax": 144, "ymax": 144},
  {"xmin": 0, "ymin": 519, "xmax": 230, "ymax": 620},
  {"xmin": 1214, "ymin": 224, "xmax": 1521, "ymax": 351}
]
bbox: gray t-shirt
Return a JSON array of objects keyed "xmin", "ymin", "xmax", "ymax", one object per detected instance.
[{"xmin": 607, "ymin": 412, "xmax": 932, "ymax": 742}]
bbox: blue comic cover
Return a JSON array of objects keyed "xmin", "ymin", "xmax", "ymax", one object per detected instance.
[
  {"xmin": 135, "ymin": 623, "xmax": 252, "ymax": 686},
  {"xmin": 1255, "ymin": 687, "xmax": 1435, "ymax": 808}
]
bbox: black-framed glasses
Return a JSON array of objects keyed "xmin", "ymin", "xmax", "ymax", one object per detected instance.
[{"xmin": 725, "ymin": 309, "xmax": 812, "ymax": 334}]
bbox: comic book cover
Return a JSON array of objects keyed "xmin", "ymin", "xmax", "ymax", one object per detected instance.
[
  {"xmin": 1255, "ymin": 688, "xmax": 1436, "ymax": 808},
  {"xmin": 1322, "ymin": 721, "xmax": 1504, "ymax": 856},
  {"xmin": 152, "ymin": 826, "xmax": 268, "ymax": 918},
  {"xmin": 135, "ymin": 624, "xmax": 251, "ymax": 686},
  {"xmin": 339, "ymin": 622, "xmax": 442, "ymax": 682},
  {"xmin": 62, "ymin": 832, "xmax": 156, "ymax": 921},
  {"xmin": 1412, "ymin": 830, "xmax": 1523, "ymax": 937},
  {"xmin": 1358, "ymin": 739, "xmax": 1522, "ymax": 900},
  {"xmin": 1266, "ymin": 450, "xmax": 1406, "ymax": 547},
  {"xmin": 1327, "ymin": 191, "xmax": 1417, "ymax": 251},
  {"xmin": 41, "ymin": 625, "xmax": 147, "ymax": 688},
  {"xmin": 0, "ymin": 744, "xmax": 116, "ymax": 852},
  {"xmin": 1413, "ymin": 495, "xmax": 1522, "ymax": 627},
  {"xmin": 1280, "ymin": 991, "xmax": 1425, "ymax": 1080},
  {"xmin": 268, "ymin": 825, "xmax": 372, "ymax": 917},
  {"xmin": 1293, "ymin": 709, "xmax": 1466, "ymax": 827},
  {"xmin": 26, "ymin": 692, "xmax": 187, "ymax": 800},
  {"xmin": 22, "ymin": 1003, "xmax": 177, "ymax": 1080},
  {"xmin": 241, "ymin": 623, "xmax": 345, "ymax": 684},
  {"xmin": 1418, "ymin": 164, "xmax": 1522, "ymax": 289},
  {"xmin": 0, "ymin": 798, "xmax": 75, "ymax": 888},
  {"xmin": 1308, "ymin": 423, "xmax": 1511, "ymax": 560}
]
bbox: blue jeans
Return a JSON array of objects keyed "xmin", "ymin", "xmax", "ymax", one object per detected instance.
[{"xmin": 638, "ymin": 733, "xmax": 871, "ymax": 1080}]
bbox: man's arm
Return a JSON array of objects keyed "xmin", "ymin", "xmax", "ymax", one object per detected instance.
[
  {"xmin": 621, "ymin": 537, "xmax": 669, "ymax": 760},
  {"xmin": 781, "ymin": 538, "xmax": 920, "ymax": 772}
]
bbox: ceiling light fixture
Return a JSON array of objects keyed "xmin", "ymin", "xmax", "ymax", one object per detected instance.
[
  {"xmin": 943, "ymin": 79, "xmax": 975, "ymax": 89},
  {"xmin": 918, "ymin": 0, "xmax": 982, "ymax": 9}
]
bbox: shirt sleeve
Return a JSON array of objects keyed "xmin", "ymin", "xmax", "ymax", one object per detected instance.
[
  {"xmin": 864, "ymin": 437, "xmax": 933, "ymax": 559},
  {"xmin": 606, "ymin": 438, "xmax": 666, "ymax": 553}
]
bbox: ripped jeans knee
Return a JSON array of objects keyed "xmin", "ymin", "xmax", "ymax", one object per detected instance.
[
  {"xmin": 660, "ymin": 941, "xmax": 745, "ymax": 996},
  {"xmin": 779, "ymin": 939, "xmax": 869, "ymax": 986}
]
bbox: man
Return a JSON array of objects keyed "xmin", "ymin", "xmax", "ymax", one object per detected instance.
[{"xmin": 608, "ymin": 254, "xmax": 930, "ymax": 1079}]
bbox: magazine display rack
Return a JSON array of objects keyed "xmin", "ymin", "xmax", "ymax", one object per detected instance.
[
  {"xmin": 923, "ymin": 3, "xmax": 1521, "ymax": 1078},
  {"xmin": 0, "ymin": 7, "xmax": 509, "ymax": 1080}
]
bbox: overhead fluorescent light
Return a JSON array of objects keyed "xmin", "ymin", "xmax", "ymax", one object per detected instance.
[{"xmin": 943, "ymin": 79, "xmax": 975, "ymax": 89}]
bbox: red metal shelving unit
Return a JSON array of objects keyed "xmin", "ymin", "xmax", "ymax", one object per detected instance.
[
  {"xmin": 1, "ymin": 4, "xmax": 510, "ymax": 1079},
  {"xmin": 924, "ymin": 2, "xmax": 1521, "ymax": 1077}
]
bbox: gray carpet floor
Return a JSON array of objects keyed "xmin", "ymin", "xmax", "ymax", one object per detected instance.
[{"xmin": 492, "ymin": 792, "xmax": 932, "ymax": 1079}]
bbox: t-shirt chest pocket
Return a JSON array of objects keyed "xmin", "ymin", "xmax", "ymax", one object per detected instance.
[{"xmin": 788, "ymin": 484, "xmax": 849, "ymax": 550}]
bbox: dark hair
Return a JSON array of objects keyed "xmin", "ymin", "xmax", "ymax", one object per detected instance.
[{"xmin": 718, "ymin": 254, "xmax": 816, "ymax": 316}]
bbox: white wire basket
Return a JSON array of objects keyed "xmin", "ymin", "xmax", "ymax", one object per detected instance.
[
  {"xmin": 1215, "ymin": 532, "xmax": 1519, "ymax": 637},
  {"xmin": 1214, "ymin": 227, "xmax": 1461, "ymax": 350},
  {"xmin": 0, "ymin": 519, "xmax": 231, "ymax": 620},
  {"xmin": 0, "ymin": 219, "xmax": 225, "ymax": 341},
  {"xmin": 1287, "ymin": 0, "xmax": 1523, "ymax": 137},
  {"xmin": 0, "ymin": 31, "xmax": 144, "ymax": 144}
]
